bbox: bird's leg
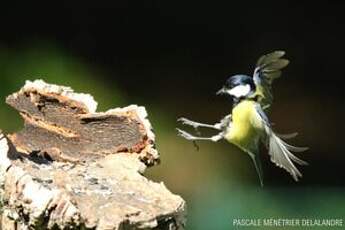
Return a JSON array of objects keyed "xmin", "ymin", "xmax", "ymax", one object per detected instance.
[
  {"xmin": 178, "ymin": 117, "xmax": 222, "ymax": 130},
  {"xmin": 176, "ymin": 128, "xmax": 224, "ymax": 142}
]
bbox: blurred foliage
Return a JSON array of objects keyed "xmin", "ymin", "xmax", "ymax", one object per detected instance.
[{"xmin": 0, "ymin": 43, "xmax": 125, "ymax": 132}]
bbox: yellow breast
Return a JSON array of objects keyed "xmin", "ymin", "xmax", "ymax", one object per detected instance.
[{"xmin": 225, "ymin": 100, "xmax": 262, "ymax": 150}]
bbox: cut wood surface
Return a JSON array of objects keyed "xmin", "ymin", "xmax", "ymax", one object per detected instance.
[{"xmin": 0, "ymin": 80, "xmax": 186, "ymax": 229}]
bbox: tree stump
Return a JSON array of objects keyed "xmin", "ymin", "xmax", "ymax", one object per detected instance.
[{"xmin": 0, "ymin": 80, "xmax": 186, "ymax": 230}]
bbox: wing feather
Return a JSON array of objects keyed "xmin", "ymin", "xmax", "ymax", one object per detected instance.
[
  {"xmin": 254, "ymin": 105, "xmax": 308, "ymax": 181},
  {"xmin": 253, "ymin": 51, "xmax": 289, "ymax": 109},
  {"xmin": 264, "ymin": 59, "xmax": 289, "ymax": 70},
  {"xmin": 276, "ymin": 132, "xmax": 298, "ymax": 139},
  {"xmin": 257, "ymin": 50, "xmax": 286, "ymax": 66}
]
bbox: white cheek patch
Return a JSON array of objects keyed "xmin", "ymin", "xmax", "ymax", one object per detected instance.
[{"xmin": 227, "ymin": 84, "xmax": 251, "ymax": 97}]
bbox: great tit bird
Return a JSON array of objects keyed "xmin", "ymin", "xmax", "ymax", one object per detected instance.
[{"xmin": 177, "ymin": 51, "xmax": 308, "ymax": 186}]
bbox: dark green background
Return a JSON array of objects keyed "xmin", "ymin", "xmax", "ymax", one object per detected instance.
[{"xmin": 0, "ymin": 2, "xmax": 344, "ymax": 229}]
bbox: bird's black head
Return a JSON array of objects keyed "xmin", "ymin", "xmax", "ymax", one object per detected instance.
[{"xmin": 217, "ymin": 74, "xmax": 256, "ymax": 101}]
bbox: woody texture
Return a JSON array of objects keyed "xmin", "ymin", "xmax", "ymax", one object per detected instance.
[{"xmin": 0, "ymin": 80, "xmax": 186, "ymax": 230}]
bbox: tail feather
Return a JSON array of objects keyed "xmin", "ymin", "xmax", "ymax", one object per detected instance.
[{"xmin": 247, "ymin": 151, "xmax": 264, "ymax": 187}]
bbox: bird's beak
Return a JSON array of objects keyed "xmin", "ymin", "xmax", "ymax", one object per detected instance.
[{"xmin": 216, "ymin": 87, "xmax": 226, "ymax": 95}]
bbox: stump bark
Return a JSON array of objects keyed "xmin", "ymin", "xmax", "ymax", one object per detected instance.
[{"xmin": 0, "ymin": 80, "xmax": 186, "ymax": 229}]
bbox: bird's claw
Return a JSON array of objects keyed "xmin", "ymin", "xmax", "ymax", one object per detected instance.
[
  {"xmin": 178, "ymin": 118, "xmax": 202, "ymax": 135},
  {"xmin": 178, "ymin": 117, "xmax": 197, "ymax": 128},
  {"xmin": 176, "ymin": 128, "xmax": 196, "ymax": 141},
  {"xmin": 177, "ymin": 128, "xmax": 200, "ymax": 150}
]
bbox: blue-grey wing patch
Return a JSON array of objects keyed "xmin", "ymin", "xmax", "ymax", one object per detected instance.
[
  {"xmin": 254, "ymin": 104, "xmax": 308, "ymax": 181},
  {"xmin": 253, "ymin": 51, "xmax": 289, "ymax": 110}
]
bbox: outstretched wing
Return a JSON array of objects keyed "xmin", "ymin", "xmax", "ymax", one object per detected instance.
[
  {"xmin": 253, "ymin": 104, "xmax": 308, "ymax": 181},
  {"xmin": 253, "ymin": 51, "xmax": 289, "ymax": 110}
]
